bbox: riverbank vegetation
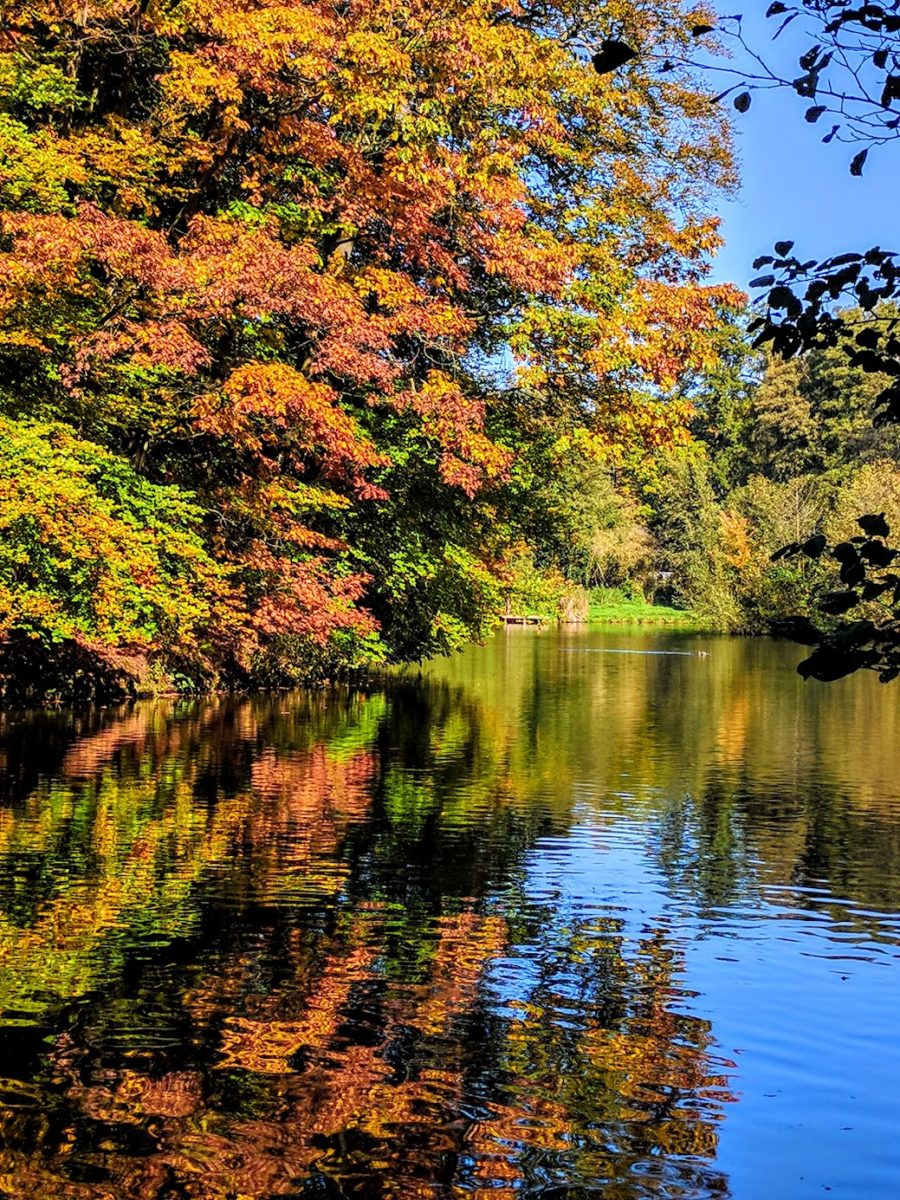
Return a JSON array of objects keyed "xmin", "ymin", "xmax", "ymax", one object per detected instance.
[
  {"xmin": 0, "ymin": 0, "xmax": 742, "ymax": 699},
  {"xmin": 567, "ymin": 315, "xmax": 900, "ymax": 634},
  {"xmin": 588, "ymin": 591, "xmax": 699, "ymax": 625},
  {"xmin": 0, "ymin": 0, "xmax": 894, "ymax": 700}
]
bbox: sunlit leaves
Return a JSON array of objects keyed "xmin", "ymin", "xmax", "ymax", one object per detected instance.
[
  {"xmin": 0, "ymin": 416, "xmax": 227, "ymax": 696},
  {"xmin": 0, "ymin": 0, "xmax": 738, "ymax": 691}
]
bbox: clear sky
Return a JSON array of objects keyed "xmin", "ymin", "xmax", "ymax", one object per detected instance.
[{"xmin": 705, "ymin": 11, "xmax": 900, "ymax": 288}]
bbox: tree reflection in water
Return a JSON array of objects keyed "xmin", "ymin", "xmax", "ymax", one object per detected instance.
[{"xmin": 0, "ymin": 683, "xmax": 735, "ymax": 1199}]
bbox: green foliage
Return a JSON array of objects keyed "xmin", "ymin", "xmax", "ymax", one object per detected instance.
[
  {"xmin": 0, "ymin": 0, "xmax": 739, "ymax": 694},
  {"xmin": 499, "ymin": 547, "xmax": 585, "ymax": 622},
  {"xmin": 649, "ymin": 453, "xmax": 743, "ymax": 629},
  {"xmin": 745, "ymin": 341, "xmax": 897, "ymax": 482},
  {"xmin": 0, "ymin": 417, "xmax": 226, "ymax": 698},
  {"xmin": 826, "ymin": 460, "xmax": 900, "ymax": 542},
  {"xmin": 685, "ymin": 317, "xmax": 762, "ymax": 494},
  {"xmin": 0, "ymin": 114, "xmax": 76, "ymax": 212},
  {"xmin": 588, "ymin": 588, "xmax": 699, "ymax": 624},
  {"xmin": 774, "ymin": 511, "xmax": 900, "ymax": 683},
  {"xmin": 623, "ymin": 316, "xmax": 900, "ymax": 635}
]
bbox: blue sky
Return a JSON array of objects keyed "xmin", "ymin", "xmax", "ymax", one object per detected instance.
[{"xmin": 705, "ymin": 12, "xmax": 900, "ymax": 287}]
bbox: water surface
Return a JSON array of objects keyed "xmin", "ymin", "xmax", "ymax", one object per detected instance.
[{"xmin": 0, "ymin": 627, "xmax": 898, "ymax": 1198}]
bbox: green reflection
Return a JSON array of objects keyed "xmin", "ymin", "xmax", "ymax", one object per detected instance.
[{"xmin": 0, "ymin": 630, "xmax": 896, "ymax": 1198}]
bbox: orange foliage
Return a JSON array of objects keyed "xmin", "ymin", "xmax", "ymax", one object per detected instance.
[{"xmin": 0, "ymin": 0, "xmax": 742, "ymax": 681}]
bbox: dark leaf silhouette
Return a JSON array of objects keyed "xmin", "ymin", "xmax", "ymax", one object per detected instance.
[
  {"xmin": 861, "ymin": 579, "xmax": 894, "ymax": 601},
  {"xmin": 799, "ymin": 44, "xmax": 822, "ymax": 71},
  {"xmin": 591, "ymin": 40, "xmax": 638, "ymax": 74},
  {"xmin": 800, "ymin": 533, "xmax": 827, "ymax": 558},
  {"xmin": 773, "ymin": 11, "xmax": 799, "ymax": 37},
  {"xmin": 768, "ymin": 284, "xmax": 799, "ymax": 310},
  {"xmin": 798, "ymin": 648, "xmax": 867, "ymax": 681},
  {"xmin": 860, "ymin": 539, "xmax": 897, "ymax": 567},
  {"xmin": 793, "ymin": 70, "xmax": 820, "ymax": 98},
  {"xmin": 880, "ymin": 74, "xmax": 900, "ymax": 107},
  {"xmin": 771, "ymin": 616, "xmax": 822, "ymax": 644},
  {"xmin": 819, "ymin": 590, "xmax": 860, "ymax": 615},
  {"xmin": 691, "ymin": 23, "xmax": 715, "ymax": 36},
  {"xmin": 733, "ymin": 91, "xmax": 751, "ymax": 112},
  {"xmin": 858, "ymin": 513, "xmax": 891, "ymax": 538},
  {"xmin": 775, "ymin": 518, "xmax": 900, "ymax": 682},
  {"xmin": 726, "ymin": 1, "xmax": 900, "ymax": 684}
]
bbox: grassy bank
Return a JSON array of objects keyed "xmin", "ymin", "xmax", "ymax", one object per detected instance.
[{"xmin": 587, "ymin": 589, "xmax": 701, "ymax": 626}]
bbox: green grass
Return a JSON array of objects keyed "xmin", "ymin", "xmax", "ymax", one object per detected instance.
[{"xmin": 587, "ymin": 589, "xmax": 700, "ymax": 626}]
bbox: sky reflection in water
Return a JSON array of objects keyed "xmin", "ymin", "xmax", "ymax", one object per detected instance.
[{"xmin": 0, "ymin": 627, "xmax": 898, "ymax": 1199}]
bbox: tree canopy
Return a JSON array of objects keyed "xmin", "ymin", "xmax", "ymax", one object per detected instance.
[{"xmin": 0, "ymin": 0, "xmax": 741, "ymax": 695}]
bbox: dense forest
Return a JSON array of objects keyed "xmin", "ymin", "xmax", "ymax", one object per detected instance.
[
  {"xmin": 0, "ymin": 0, "xmax": 892, "ymax": 698},
  {"xmin": 564, "ymin": 316, "xmax": 900, "ymax": 632}
]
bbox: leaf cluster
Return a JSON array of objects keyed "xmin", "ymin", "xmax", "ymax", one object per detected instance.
[
  {"xmin": 748, "ymin": 245, "xmax": 900, "ymax": 423},
  {"xmin": 773, "ymin": 512, "xmax": 900, "ymax": 680}
]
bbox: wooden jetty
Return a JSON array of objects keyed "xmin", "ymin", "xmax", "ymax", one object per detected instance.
[{"xmin": 500, "ymin": 613, "xmax": 546, "ymax": 626}]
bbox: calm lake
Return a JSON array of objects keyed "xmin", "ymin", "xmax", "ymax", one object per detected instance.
[{"xmin": 0, "ymin": 627, "xmax": 898, "ymax": 1199}]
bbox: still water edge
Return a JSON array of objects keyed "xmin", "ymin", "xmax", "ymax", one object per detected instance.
[{"xmin": 0, "ymin": 626, "xmax": 897, "ymax": 1199}]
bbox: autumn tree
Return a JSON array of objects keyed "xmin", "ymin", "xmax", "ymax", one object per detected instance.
[
  {"xmin": 0, "ymin": 0, "xmax": 739, "ymax": 693},
  {"xmin": 685, "ymin": 4, "xmax": 900, "ymax": 680}
]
